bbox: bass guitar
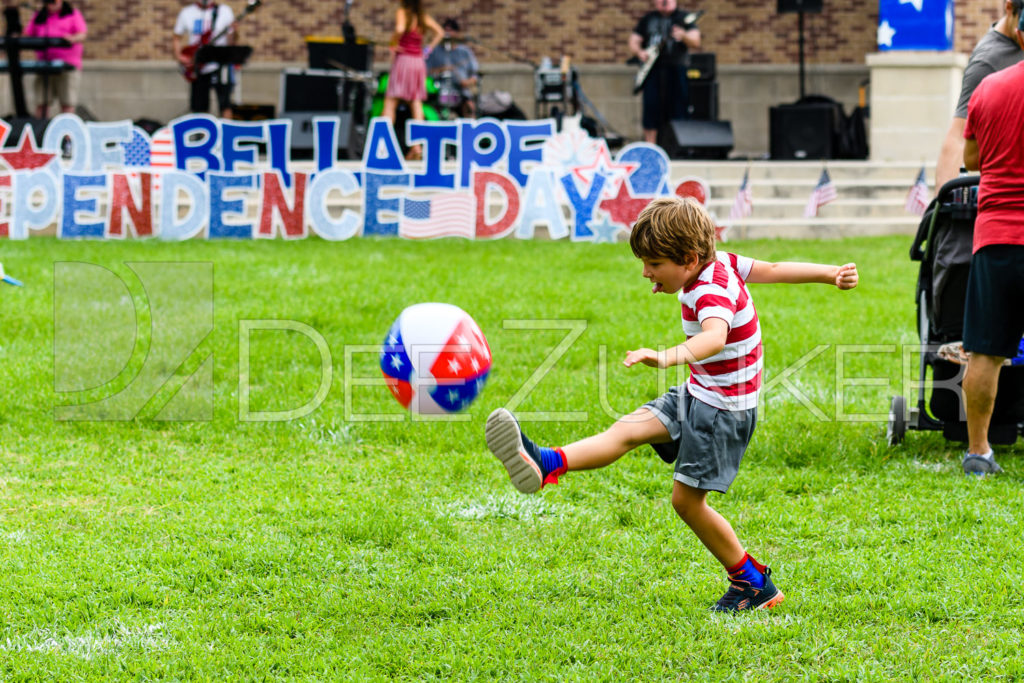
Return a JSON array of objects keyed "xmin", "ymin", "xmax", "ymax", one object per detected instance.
[
  {"xmin": 633, "ymin": 9, "xmax": 703, "ymax": 95},
  {"xmin": 180, "ymin": 0, "xmax": 262, "ymax": 82}
]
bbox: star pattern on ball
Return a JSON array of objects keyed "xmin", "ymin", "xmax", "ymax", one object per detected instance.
[
  {"xmin": 0, "ymin": 128, "xmax": 57, "ymax": 171},
  {"xmin": 599, "ymin": 181, "xmax": 652, "ymax": 230}
]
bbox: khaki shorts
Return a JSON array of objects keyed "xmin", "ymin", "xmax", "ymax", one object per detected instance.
[{"xmin": 33, "ymin": 68, "xmax": 81, "ymax": 110}]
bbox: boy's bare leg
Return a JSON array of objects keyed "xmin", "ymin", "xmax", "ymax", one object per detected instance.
[
  {"xmin": 485, "ymin": 407, "xmax": 670, "ymax": 494},
  {"xmin": 561, "ymin": 408, "xmax": 672, "ymax": 471},
  {"xmin": 670, "ymin": 480, "xmax": 745, "ymax": 568}
]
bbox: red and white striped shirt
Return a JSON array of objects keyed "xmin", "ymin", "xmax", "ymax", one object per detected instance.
[{"xmin": 678, "ymin": 252, "xmax": 761, "ymax": 411}]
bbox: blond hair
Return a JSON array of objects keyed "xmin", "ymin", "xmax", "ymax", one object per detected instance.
[{"xmin": 629, "ymin": 196, "xmax": 717, "ymax": 266}]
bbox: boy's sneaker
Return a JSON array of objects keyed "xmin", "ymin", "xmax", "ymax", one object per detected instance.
[
  {"xmin": 962, "ymin": 451, "xmax": 1003, "ymax": 476},
  {"xmin": 710, "ymin": 567, "xmax": 785, "ymax": 613},
  {"xmin": 485, "ymin": 408, "xmax": 545, "ymax": 493}
]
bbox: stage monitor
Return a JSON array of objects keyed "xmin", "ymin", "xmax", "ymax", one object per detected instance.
[{"xmin": 778, "ymin": 0, "xmax": 823, "ymax": 13}]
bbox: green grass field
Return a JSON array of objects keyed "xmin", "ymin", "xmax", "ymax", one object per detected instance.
[{"xmin": 1, "ymin": 235, "xmax": 1023, "ymax": 680}]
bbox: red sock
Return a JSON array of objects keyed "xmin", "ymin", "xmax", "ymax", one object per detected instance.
[{"xmin": 542, "ymin": 447, "xmax": 568, "ymax": 486}]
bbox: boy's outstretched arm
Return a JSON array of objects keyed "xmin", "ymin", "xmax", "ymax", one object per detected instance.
[
  {"xmin": 746, "ymin": 261, "xmax": 858, "ymax": 289},
  {"xmin": 624, "ymin": 318, "xmax": 728, "ymax": 369}
]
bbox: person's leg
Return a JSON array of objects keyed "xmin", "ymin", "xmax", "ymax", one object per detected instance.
[
  {"xmin": 381, "ymin": 96, "xmax": 399, "ymax": 123},
  {"xmin": 672, "ymin": 480, "xmax": 784, "ymax": 611},
  {"xmin": 561, "ymin": 407, "xmax": 670, "ymax": 470},
  {"xmin": 190, "ymin": 75, "xmax": 211, "ymax": 114},
  {"xmin": 670, "ymin": 481, "xmax": 744, "ymax": 567},
  {"xmin": 485, "ymin": 407, "xmax": 670, "ymax": 493},
  {"xmin": 961, "ymin": 245, "xmax": 1021, "ymax": 474},
  {"xmin": 405, "ymin": 99, "xmax": 424, "ymax": 159},
  {"xmin": 57, "ymin": 69, "xmax": 79, "ymax": 116},
  {"xmin": 215, "ymin": 82, "xmax": 234, "ymax": 120},
  {"xmin": 964, "ymin": 352, "xmax": 1005, "ymax": 457},
  {"xmin": 641, "ymin": 69, "xmax": 660, "ymax": 146},
  {"xmin": 33, "ymin": 75, "xmax": 48, "ymax": 119}
]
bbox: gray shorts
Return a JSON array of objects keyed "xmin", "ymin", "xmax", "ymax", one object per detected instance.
[{"xmin": 644, "ymin": 386, "xmax": 757, "ymax": 493}]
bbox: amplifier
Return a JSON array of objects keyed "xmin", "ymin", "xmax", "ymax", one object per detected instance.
[
  {"xmin": 685, "ymin": 52, "xmax": 716, "ymax": 81},
  {"xmin": 283, "ymin": 112, "xmax": 353, "ymax": 154},
  {"xmin": 279, "ymin": 69, "xmax": 344, "ymax": 113}
]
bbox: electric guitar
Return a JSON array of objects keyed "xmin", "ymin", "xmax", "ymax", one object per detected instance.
[
  {"xmin": 180, "ymin": 0, "xmax": 262, "ymax": 82},
  {"xmin": 633, "ymin": 9, "xmax": 703, "ymax": 94}
]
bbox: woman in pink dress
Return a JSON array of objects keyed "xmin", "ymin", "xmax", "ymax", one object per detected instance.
[{"xmin": 382, "ymin": 0, "xmax": 442, "ymax": 160}]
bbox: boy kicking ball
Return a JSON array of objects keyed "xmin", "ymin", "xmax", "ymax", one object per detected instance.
[{"xmin": 485, "ymin": 196, "xmax": 858, "ymax": 612}]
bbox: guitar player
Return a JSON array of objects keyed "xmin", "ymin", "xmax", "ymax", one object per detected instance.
[
  {"xmin": 628, "ymin": 0, "xmax": 700, "ymax": 145},
  {"xmin": 172, "ymin": 0, "xmax": 238, "ymax": 119}
]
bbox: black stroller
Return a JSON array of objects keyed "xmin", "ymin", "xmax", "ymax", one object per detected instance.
[{"xmin": 887, "ymin": 174, "xmax": 1024, "ymax": 446}]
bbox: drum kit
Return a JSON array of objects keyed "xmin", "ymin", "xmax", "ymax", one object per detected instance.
[{"xmin": 368, "ymin": 65, "xmax": 473, "ymax": 123}]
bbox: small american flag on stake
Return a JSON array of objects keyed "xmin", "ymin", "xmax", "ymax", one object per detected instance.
[
  {"xmin": 804, "ymin": 168, "xmax": 837, "ymax": 218},
  {"xmin": 904, "ymin": 166, "xmax": 930, "ymax": 216},
  {"xmin": 729, "ymin": 168, "xmax": 753, "ymax": 220}
]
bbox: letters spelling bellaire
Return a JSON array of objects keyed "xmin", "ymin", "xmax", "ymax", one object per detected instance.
[{"xmin": 0, "ymin": 113, "xmax": 703, "ymax": 241}]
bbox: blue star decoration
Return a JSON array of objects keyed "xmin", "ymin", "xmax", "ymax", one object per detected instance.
[{"xmin": 587, "ymin": 212, "xmax": 623, "ymax": 244}]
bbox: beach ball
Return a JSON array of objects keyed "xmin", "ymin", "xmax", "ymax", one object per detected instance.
[{"xmin": 380, "ymin": 303, "xmax": 492, "ymax": 414}]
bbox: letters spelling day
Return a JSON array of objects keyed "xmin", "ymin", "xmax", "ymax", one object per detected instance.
[{"xmin": 0, "ymin": 113, "xmax": 711, "ymax": 241}]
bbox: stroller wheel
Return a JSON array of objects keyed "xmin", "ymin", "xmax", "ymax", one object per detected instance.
[{"xmin": 887, "ymin": 395, "xmax": 907, "ymax": 446}]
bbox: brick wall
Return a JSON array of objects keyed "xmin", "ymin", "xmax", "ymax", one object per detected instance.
[{"xmin": 63, "ymin": 0, "xmax": 1006, "ymax": 65}]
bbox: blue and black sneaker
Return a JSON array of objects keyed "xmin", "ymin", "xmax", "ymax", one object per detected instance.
[
  {"xmin": 962, "ymin": 450, "xmax": 1003, "ymax": 476},
  {"xmin": 485, "ymin": 408, "xmax": 564, "ymax": 493},
  {"xmin": 710, "ymin": 567, "xmax": 785, "ymax": 613}
]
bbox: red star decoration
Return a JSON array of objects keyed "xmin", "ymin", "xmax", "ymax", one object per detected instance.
[
  {"xmin": 599, "ymin": 181, "xmax": 652, "ymax": 230},
  {"xmin": 0, "ymin": 120, "xmax": 10, "ymax": 147},
  {"xmin": 0, "ymin": 128, "xmax": 57, "ymax": 171},
  {"xmin": 715, "ymin": 223, "xmax": 729, "ymax": 242},
  {"xmin": 570, "ymin": 141, "xmax": 638, "ymax": 196}
]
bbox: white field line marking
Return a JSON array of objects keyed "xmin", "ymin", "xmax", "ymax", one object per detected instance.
[{"xmin": 0, "ymin": 622, "xmax": 171, "ymax": 659}]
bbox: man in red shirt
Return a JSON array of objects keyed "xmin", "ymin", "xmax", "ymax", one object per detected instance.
[{"xmin": 960, "ymin": 14, "xmax": 1024, "ymax": 474}]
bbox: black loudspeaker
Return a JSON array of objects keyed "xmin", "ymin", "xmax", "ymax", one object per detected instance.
[
  {"xmin": 280, "ymin": 70, "xmax": 343, "ymax": 113},
  {"xmin": 687, "ymin": 81, "xmax": 718, "ymax": 121},
  {"xmin": 770, "ymin": 103, "xmax": 834, "ymax": 160},
  {"xmin": 661, "ymin": 119, "xmax": 733, "ymax": 160},
  {"xmin": 778, "ymin": 0, "xmax": 823, "ymax": 12}
]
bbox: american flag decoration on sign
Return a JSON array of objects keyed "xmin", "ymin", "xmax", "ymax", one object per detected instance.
[
  {"xmin": 148, "ymin": 126, "xmax": 176, "ymax": 191},
  {"xmin": 399, "ymin": 192, "xmax": 476, "ymax": 239},
  {"xmin": 904, "ymin": 166, "xmax": 930, "ymax": 216},
  {"xmin": 729, "ymin": 168, "xmax": 753, "ymax": 220},
  {"xmin": 804, "ymin": 168, "xmax": 838, "ymax": 218},
  {"xmin": 121, "ymin": 127, "xmax": 151, "ymax": 168}
]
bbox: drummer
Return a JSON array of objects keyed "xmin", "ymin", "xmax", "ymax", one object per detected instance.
[{"xmin": 426, "ymin": 17, "xmax": 479, "ymax": 117}]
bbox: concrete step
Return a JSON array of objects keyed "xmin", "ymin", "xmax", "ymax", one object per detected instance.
[
  {"xmin": 707, "ymin": 197, "xmax": 922, "ymax": 220},
  {"xmin": 668, "ymin": 160, "xmax": 935, "ymax": 183},
  {"xmin": 724, "ymin": 216, "xmax": 921, "ymax": 241}
]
